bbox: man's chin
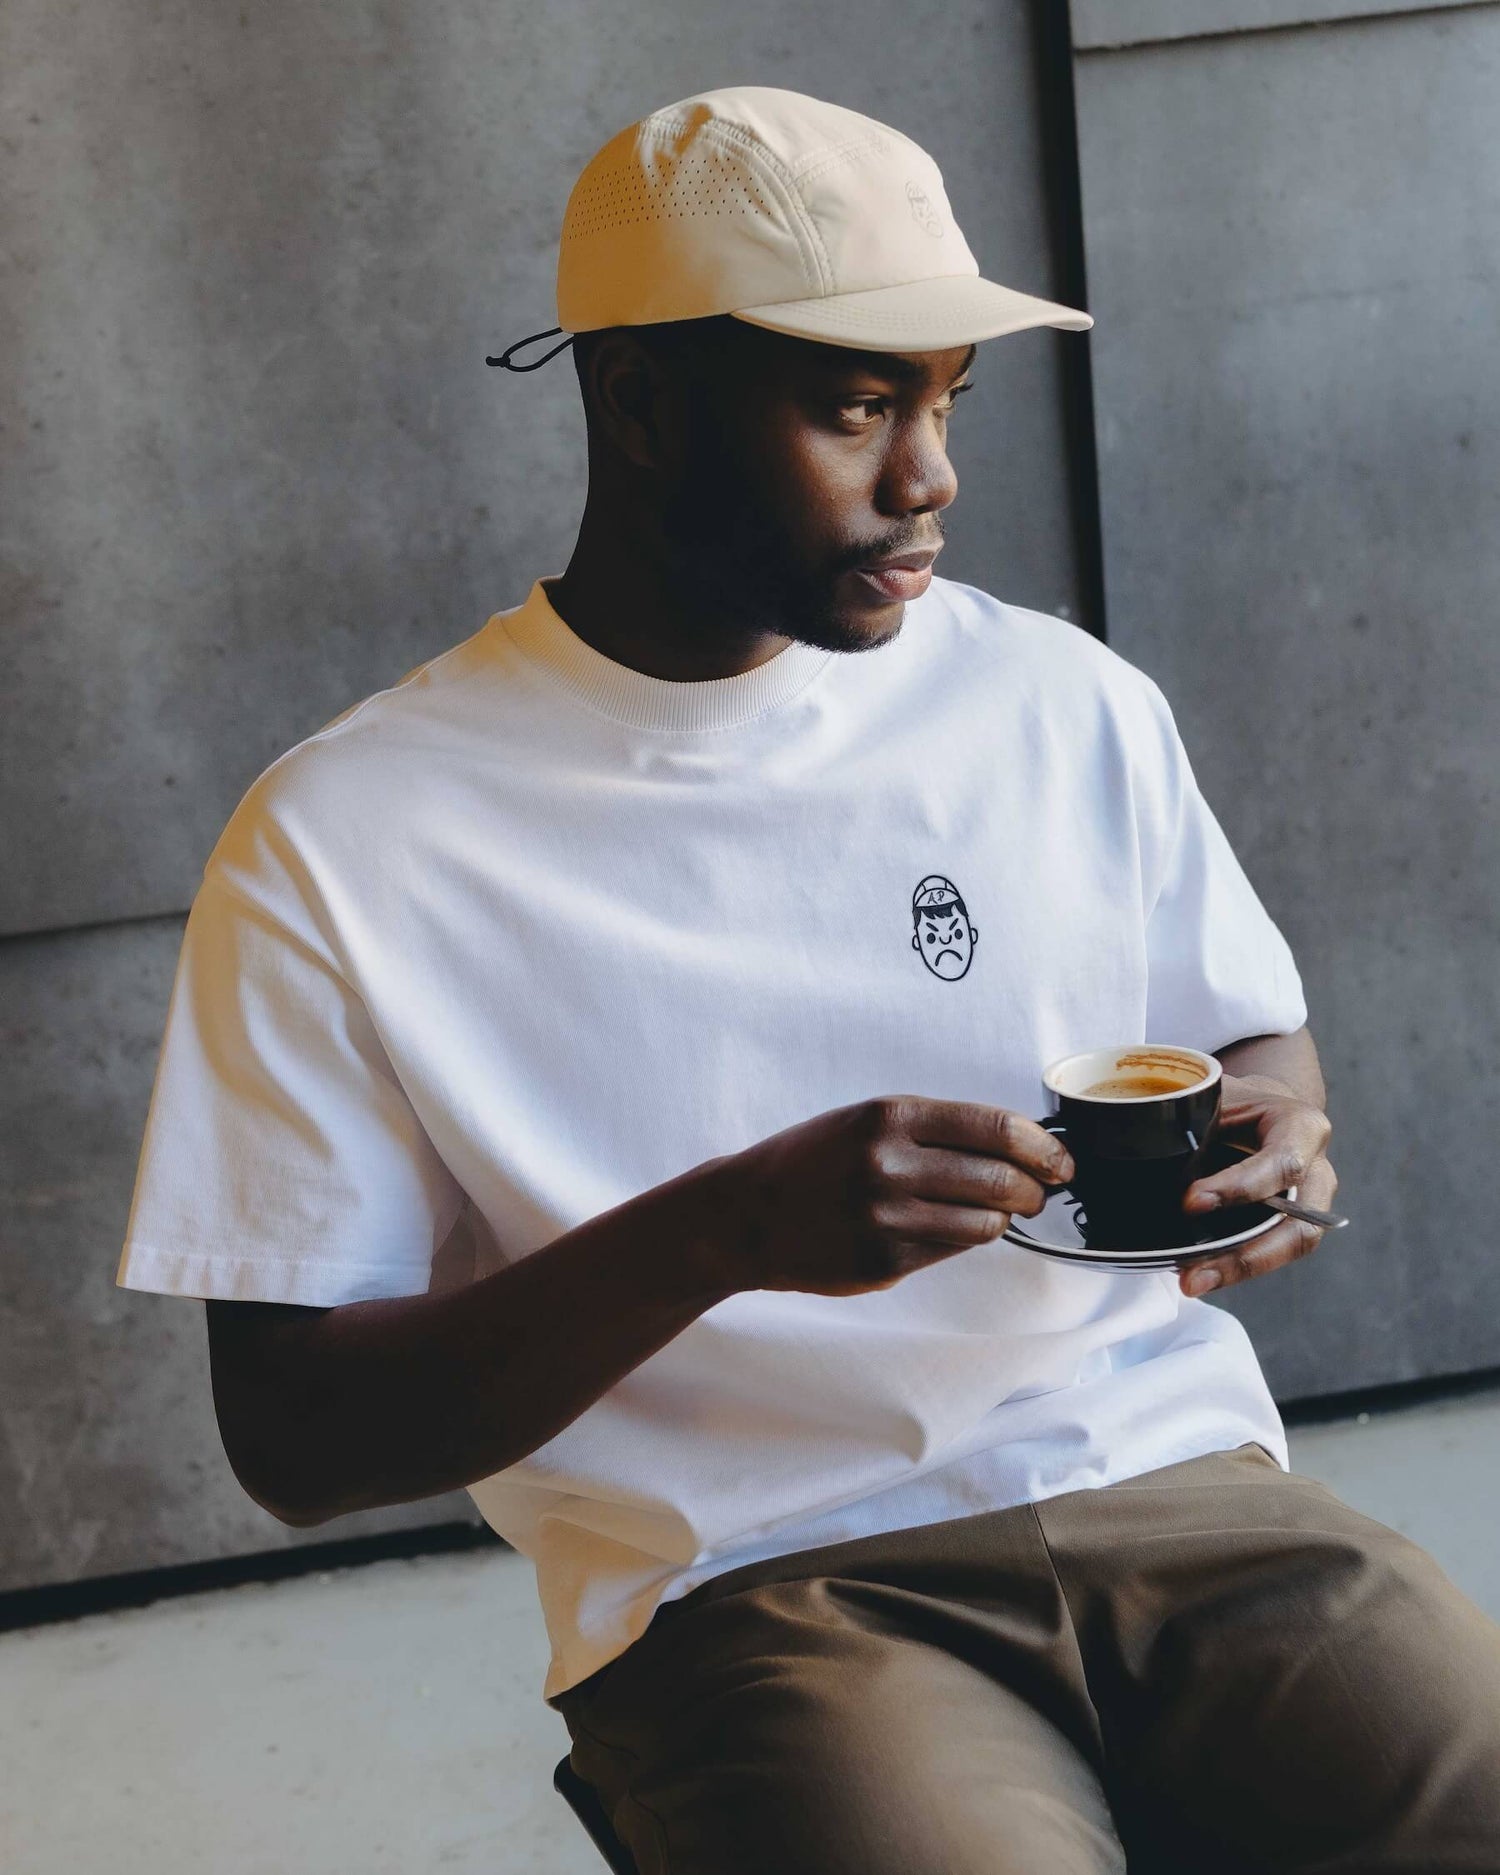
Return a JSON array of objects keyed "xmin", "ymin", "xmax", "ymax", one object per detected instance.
[
  {"xmin": 787, "ymin": 600, "xmax": 906, "ymax": 656},
  {"xmin": 670, "ymin": 555, "xmax": 907, "ymax": 655}
]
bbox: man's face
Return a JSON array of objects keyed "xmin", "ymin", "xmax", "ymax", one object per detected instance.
[{"xmin": 653, "ymin": 322, "xmax": 972, "ymax": 654}]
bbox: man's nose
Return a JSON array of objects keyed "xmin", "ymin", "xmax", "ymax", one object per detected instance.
[{"xmin": 879, "ymin": 416, "xmax": 959, "ymax": 518}]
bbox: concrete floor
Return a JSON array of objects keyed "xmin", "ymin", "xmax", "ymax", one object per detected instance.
[{"xmin": 4, "ymin": 1390, "xmax": 1498, "ymax": 1874}]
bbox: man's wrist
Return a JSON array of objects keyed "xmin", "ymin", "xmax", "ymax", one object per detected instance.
[
  {"xmin": 1225, "ymin": 1071, "xmax": 1312, "ymax": 1105},
  {"xmin": 1215, "ymin": 1028, "xmax": 1326, "ymax": 1113},
  {"xmin": 654, "ymin": 1154, "xmax": 756, "ymax": 1306}
]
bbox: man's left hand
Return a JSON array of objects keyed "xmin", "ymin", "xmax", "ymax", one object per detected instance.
[{"xmin": 1178, "ymin": 1073, "xmax": 1337, "ymax": 1297}]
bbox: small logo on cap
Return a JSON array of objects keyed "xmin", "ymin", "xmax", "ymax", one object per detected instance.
[{"xmin": 906, "ymin": 180, "xmax": 945, "ymax": 240}]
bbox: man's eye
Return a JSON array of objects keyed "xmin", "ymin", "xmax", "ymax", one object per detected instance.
[{"xmin": 834, "ymin": 383, "xmax": 972, "ymax": 426}]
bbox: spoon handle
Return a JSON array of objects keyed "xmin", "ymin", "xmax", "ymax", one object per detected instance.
[
  {"xmin": 1262, "ymin": 1192, "xmax": 1349, "ymax": 1231},
  {"xmin": 1217, "ymin": 1142, "xmax": 1348, "ymax": 1230}
]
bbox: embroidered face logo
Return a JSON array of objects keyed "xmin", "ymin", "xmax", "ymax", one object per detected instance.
[{"xmin": 911, "ymin": 875, "xmax": 977, "ymax": 980}]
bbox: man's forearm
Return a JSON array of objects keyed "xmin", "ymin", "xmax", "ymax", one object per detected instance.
[
  {"xmin": 225, "ymin": 1032, "xmax": 1326, "ymax": 1525},
  {"xmin": 217, "ymin": 1157, "xmax": 744, "ymax": 1526},
  {"xmin": 1215, "ymin": 1024, "xmax": 1326, "ymax": 1111}
]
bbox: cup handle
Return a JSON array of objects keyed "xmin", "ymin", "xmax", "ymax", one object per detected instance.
[{"xmin": 1033, "ymin": 1115, "xmax": 1073, "ymax": 1195}]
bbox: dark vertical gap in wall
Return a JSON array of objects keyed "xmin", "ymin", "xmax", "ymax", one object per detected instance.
[{"xmin": 1032, "ymin": 0, "xmax": 1108, "ymax": 643}]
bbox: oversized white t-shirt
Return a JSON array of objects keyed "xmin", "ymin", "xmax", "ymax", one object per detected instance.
[{"xmin": 117, "ymin": 572, "xmax": 1308, "ymax": 1701}]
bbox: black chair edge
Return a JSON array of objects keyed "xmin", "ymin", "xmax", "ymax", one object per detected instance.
[{"xmin": 554, "ymin": 1752, "xmax": 641, "ymax": 1875}]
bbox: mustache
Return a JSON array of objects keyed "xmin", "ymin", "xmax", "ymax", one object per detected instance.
[{"xmin": 841, "ymin": 522, "xmax": 946, "ymax": 572}]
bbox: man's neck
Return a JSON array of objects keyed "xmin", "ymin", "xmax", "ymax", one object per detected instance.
[{"xmin": 545, "ymin": 528, "xmax": 794, "ymax": 683}]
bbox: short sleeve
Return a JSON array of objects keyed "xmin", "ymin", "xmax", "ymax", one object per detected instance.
[
  {"xmin": 1137, "ymin": 678, "xmax": 1309, "ymax": 1053},
  {"xmin": 116, "ymin": 862, "xmax": 467, "ymax": 1309}
]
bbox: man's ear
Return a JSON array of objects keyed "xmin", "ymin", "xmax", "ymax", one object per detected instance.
[
  {"xmin": 584, "ymin": 331, "xmax": 682, "ymax": 472},
  {"xmin": 911, "ymin": 933, "xmax": 920, "ymax": 951}
]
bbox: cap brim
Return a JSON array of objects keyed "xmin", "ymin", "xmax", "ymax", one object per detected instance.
[{"xmin": 729, "ymin": 273, "xmax": 1092, "ymax": 351}]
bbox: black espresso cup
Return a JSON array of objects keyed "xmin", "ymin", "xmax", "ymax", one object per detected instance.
[{"xmin": 1033, "ymin": 1044, "xmax": 1223, "ymax": 1251}]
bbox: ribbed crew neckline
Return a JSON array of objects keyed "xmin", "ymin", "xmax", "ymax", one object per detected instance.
[{"xmin": 497, "ymin": 575, "xmax": 836, "ymax": 733}]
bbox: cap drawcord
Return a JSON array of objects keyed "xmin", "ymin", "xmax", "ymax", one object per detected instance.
[{"xmin": 486, "ymin": 327, "xmax": 575, "ymax": 371}]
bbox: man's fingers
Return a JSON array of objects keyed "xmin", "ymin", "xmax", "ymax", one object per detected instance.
[
  {"xmin": 1183, "ymin": 1109, "xmax": 1334, "ymax": 1215},
  {"xmin": 1180, "ymin": 1157, "xmax": 1338, "ymax": 1295},
  {"xmin": 1181, "ymin": 1215, "xmax": 1325, "ymax": 1294},
  {"xmin": 1299, "ymin": 1156, "xmax": 1339, "ymax": 1208},
  {"xmin": 903, "ymin": 1147, "xmax": 1054, "ymax": 1220},
  {"xmin": 903, "ymin": 1099, "xmax": 1075, "ymax": 1186}
]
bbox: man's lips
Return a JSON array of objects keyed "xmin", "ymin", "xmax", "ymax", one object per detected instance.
[
  {"xmin": 862, "ymin": 547, "xmax": 941, "ymax": 574},
  {"xmin": 850, "ymin": 563, "xmax": 935, "ymax": 602},
  {"xmin": 848, "ymin": 545, "xmax": 941, "ymax": 603}
]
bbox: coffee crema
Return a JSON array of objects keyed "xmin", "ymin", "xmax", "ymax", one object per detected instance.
[{"xmin": 1078, "ymin": 1073, "xmax": 1195, "ymax": 1099}]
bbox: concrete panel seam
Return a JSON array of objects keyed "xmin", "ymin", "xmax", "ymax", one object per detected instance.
[{"xmin": 1074, "ymin": 0, "xmax": 1497, "ymax": 53}]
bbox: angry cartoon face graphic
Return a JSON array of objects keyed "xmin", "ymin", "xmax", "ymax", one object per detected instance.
[{"xmin": 911, "ymin": 874, "xmax": 978, "ymax": 980}]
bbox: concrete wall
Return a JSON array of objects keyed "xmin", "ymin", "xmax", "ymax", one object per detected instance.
[
  {"xmin": 10, "ymin": 0, "xmax": 1493, "ymax": 1596},
  {"xmin": 1073, "ymin": 1, "xmax": 1500, "ymax": 1394},
  {"xmin": 2, "ymin": 3, "xmax": 1088, "ymax": 1589}
]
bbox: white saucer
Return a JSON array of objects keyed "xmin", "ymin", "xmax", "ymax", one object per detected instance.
[{"xmin": 1001, "ymin": 1173, "xmax": 1296, "ymax": 1272}]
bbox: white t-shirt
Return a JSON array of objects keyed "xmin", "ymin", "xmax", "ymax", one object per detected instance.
[{"xmin": 117, "ymin": 572, "xmax": 1308, "ymax": 1701}]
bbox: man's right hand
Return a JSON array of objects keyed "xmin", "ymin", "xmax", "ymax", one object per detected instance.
[{"xmin": 704, "ymin": 1095, "xmax": 1077, "ymax": 1297}]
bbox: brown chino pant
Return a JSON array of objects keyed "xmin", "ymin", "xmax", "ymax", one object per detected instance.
[{"xmin": 548, "ymin": 1444, "xmax": 1500, "ymax": 1873}]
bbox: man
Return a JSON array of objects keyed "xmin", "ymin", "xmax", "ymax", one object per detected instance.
[{"xmin": 118, "ymin": 86, "xmax": 1500, "ymax": 1870}]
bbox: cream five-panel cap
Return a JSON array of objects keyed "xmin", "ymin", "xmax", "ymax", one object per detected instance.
[{"xmin": 554, "ymin": 84, "xmax": 1094, "ymax": 352}]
